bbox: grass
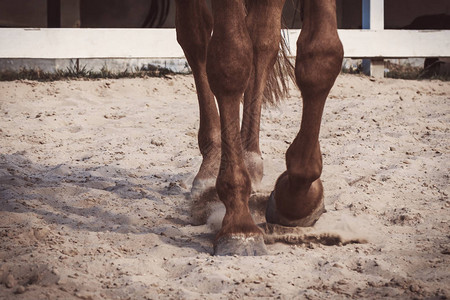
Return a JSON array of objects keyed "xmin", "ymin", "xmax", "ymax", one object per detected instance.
[
  {"xmin": 1, "ymin": 60, "xmax": 448, "ymax": 82},
  {"xmin": 384, "ymin": 61, "xmax": 423, "ymax": 80},
  {"xmin": 342, "ymin": 60, "xmax": 450, "ymax": 81},
  {"xmin": 0, "ymin": 61, "xmax": 175, "ymax": 81}
]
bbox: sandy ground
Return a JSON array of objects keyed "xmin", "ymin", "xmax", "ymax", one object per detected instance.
[{"xmin": 0, "ymin": 74, "xmax": 449, "ymax": 299}]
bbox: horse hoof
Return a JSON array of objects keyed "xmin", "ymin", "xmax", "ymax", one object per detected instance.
[
  {"xmin": 214, "ymin": 234, "xmax": 267, "ymax": 256},
  {"xmin": 265, "ymin": 191, "xmax": 325, "ymax": 227}
]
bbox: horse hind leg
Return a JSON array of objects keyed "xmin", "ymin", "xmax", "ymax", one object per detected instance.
[
  {"xmin": 175, "ymin": 0, "xmax": 221, "ymax": 225},
  {"xmin": 241, "ymin": 0, "xmax": 287, "ymax": 192}
]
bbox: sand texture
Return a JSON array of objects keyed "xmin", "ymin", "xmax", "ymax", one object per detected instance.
[{"xmin": 0, "ymin": 74, "xmax": 449, "ymax": 299}]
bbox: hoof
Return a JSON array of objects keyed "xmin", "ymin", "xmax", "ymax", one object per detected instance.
[
  {"xmin": 214, "ymin": 234, "xmax": 267, "ymax": 256},
  {"xmin": 265, "ymin": 191, "xmax": 325, "ymax": 227}
]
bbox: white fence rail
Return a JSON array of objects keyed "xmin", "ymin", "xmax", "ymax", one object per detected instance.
[{"xmin": 1, "ymin": 28, "xmax": 450, "ymax": 59}]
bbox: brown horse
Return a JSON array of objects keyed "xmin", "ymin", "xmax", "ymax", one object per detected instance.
[{"xmin": 174, "ymin": 0, "xmax": 343, "ymax": 255}]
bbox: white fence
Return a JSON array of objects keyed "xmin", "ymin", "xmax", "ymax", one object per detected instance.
[
  {"xmin": 1, "ymin": 0, "xmax": 450, "ymax": 77},
  {"xmin": 1, "ymin": 28, "xmax": 449, "ymax": 60},
  {"xmin": 0, "ymin": 28, "xmax": 449, "ymax": 78}
]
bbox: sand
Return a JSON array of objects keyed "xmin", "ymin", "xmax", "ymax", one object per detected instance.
[{"xmin": 0, "ymin": 74, "xmax": 449, "ymax": 299}]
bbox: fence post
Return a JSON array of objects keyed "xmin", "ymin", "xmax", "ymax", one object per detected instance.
[
  {"xmin": 61, "ymin": 0, "xmax": 81, "ymax": 28},
  {"xmin": 362, "ymin": 0, "xmax": 385, "ymax": 78},
  {"xmin": 47, "ymin": 0, "xmax": 80, "ymax": 28}
]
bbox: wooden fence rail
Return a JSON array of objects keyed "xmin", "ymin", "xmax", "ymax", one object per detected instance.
[{"xmin": 1, "ymin": 28, "xmax": 449, "ymax": 60}]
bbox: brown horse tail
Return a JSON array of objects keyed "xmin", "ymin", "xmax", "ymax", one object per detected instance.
[{"xmin": 262, "ymin": 29, "xmax": 295, "ymax": 106}]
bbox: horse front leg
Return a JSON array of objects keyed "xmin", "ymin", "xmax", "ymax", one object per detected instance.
[
  {"xmin": 175, "ymin": 0, "xmax": 221, "ymax": 225},
  {"xmin": 207, "ymin": 0, "xmax": 267, "ymax": 256},
  {"xmin": 266, "ymin": 0, "xmax": 344, "ymax": 226}
]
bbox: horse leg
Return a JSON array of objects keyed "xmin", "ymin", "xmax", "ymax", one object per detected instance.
[
  {"xmin": 175, "ymin": 0, "xmax": 221, "ymax": 224},
  {"xmin": 241, "ymin": 0, "xmax": 286, "ymax": 191},
  {"xmin": 207, "ymin": 0, "xmax": 266, "ymax": 256},
  {"xmin": 266, "ymin": 0, "xmax": 344, "ymax": 226}
]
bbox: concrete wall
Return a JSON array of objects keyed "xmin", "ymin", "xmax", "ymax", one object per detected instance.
[
  {"xmin": 0, "ymin": 0, "xmax": 46, "ymax": 27},
  {"xmin": 80, "ymin": 0, "xmax": 175, "ymax": 28},
  {"xmin": 340, "ymin": 0, "xmax": 363, "ymax": 29},
  {"xmin": 385, "ymin": 0, "xmax": 450, "ymax": 29},
  {"xmin": 0, "ymin": 0, "xmax": 449, "ymax": 29}
]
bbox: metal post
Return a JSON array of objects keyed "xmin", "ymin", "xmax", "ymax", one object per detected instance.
[{"xmin": 362, "ymin": 0, "xmax": 385, "ymax": 78}]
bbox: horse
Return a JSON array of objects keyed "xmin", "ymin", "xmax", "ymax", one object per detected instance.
[{"xmin": 174, "ymin": 0, "xmax": 343, "ymax": 255}]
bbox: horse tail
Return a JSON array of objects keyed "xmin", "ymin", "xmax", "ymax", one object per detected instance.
[{"xmin": 262, "ymin": 29, "xmax": 295, "ymax": 106}]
